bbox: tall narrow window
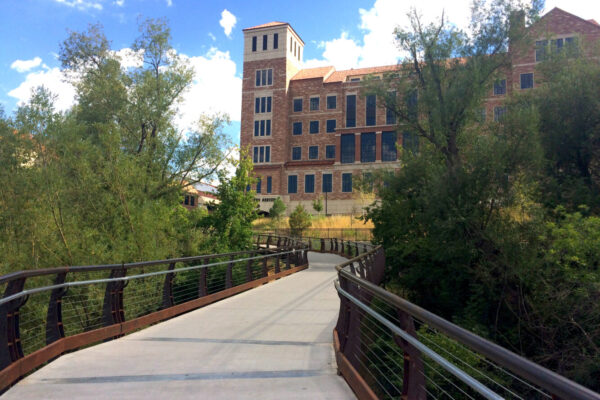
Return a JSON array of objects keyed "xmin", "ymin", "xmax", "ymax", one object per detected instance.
[
  {"xmin": 293, "ymin": 98, "xmax": 303, "ymax": 112},
  {"xmin": 341, "ymin": 134, "xmax": 355, "ymax": 164},
  {"xmin": 493, "ymin": 79, "xmax": 506, "ymax": 95},
  {"xmin": 305, "ymin": 175, "xmax": 315, "ymax": 193},
  {"xmin": 381, "ymin": 131, "xmax": 397, "ymax": 161},
  {"xmin": 273, "ymin": 33, "xmax": 278, "ymax": 49},
  {"xmin": 322, "ymin": 174, "xmax": 332, "ymax": 193},
  {"xmin": 366, "ymin": 95, "xmax": 376, "ymax": 126},
  {"xmin": 407, "ymin": 90, "xmax": 418, "ymax": 119},
  {"xmin": 288, "ymin": 176, "xmax": 297, "ymax": 194},
  {"xmin": 327, "ymin": 95, "xmax": 336, "ymax": 109},
  {"xmin": 267, "ymin": 97, "xmax": 272, "ymax": 112},
  {"xmin": 256, "ymin": 177, "xmax": 261, "ymax": 194},
  {"xmin": 346, "ymin": 95, "xmax": 356, "ymax": 127},
  {"xmin": 261, "ymin": 97, "xmax": 266, "ymax": 113},
  {"xmin": 252, "ymin": 36, "xmax": 257, "ymax": 52},
  {"xmin": 403, "ymin": 132, "xmax": 419, "ymax": 153},
  {"xmin": 309, "ymin": 146, "xmax": 318, "ymax": 159},
  {"xmin": 266, "ymin": 176, "xmax": 272, "ymax": 193},
  {"xmin": 310, "ymin": 97, "xmax": 320, "ymax": 111},
  {"xmin": 342, "ymin": 173, "xmax": 353, "ymax": 193},
  {"xmin": 255, "ymin": 98, "xmax": 260, "ymax": 113},
  {"xmin": 326, "ymin": 145, "xmax": 335, "ymax": 159},
  {"xmin": 290, "ymin": 37, "xmax": 293, "ymax": 52},
  {"xmin": 386, "ymin": 91, "xmax": 396, "ymax": 125},
  {"xmin": 361, "ymin": 132, "xmax": 376, "ymax": 162},
  {"xmin": 292, "ymin": 147, "xmax": 302, "ymax": 160},
  {"xmin": 262, "ymin": 35, "xmax": 268, "ymax": 50},
  {"xmin": 267, "ymin": 69, "xmax": 272, "ymax": 85},
  {"xmin": 254, "ymin": 121, "xmax": 259, "ymax": 136},
  {"xmin": 326, "ymin": 119, "xmax": 336, "ymax": 133},
  {"xmin": 309, "ymin": 121, "xmax": 319, "ymax": 134}
]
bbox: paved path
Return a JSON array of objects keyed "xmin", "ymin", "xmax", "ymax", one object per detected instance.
[{"xmin": 3, "ymin": 252, "xmax": 355, "ymax": 400}]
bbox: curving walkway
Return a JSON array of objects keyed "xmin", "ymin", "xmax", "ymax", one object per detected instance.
[{"xmin": 3, "ymin": 252, "xmax": 355, "ymax": 400}]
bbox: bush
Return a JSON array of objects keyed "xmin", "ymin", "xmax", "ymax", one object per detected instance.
[{"xmin": 288, "ymin": 205, "xmax": 311, "ymax": 237}]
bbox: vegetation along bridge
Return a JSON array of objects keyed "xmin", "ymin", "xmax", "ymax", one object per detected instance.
[{"xmin": 0, "ymin": 235, "xmax": 598, "ymax": 399}]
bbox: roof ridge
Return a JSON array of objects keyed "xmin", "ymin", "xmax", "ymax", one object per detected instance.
[{"xmin": 543, "ymin": 7, "xmax": 600, "ymax": 30}]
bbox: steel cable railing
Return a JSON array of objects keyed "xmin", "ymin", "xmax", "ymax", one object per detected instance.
[
  {"xmin": 0, "ymin": 238, "xmax": 308, "ymax": 391},
  {"xmin": 331, "ymin": 245, "xmax": 600, "ymax": 400}
]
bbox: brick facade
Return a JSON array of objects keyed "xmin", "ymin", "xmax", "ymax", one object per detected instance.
[{"xmin": 240, "ymin": 9, "xmax": 600, "ymax": 215}]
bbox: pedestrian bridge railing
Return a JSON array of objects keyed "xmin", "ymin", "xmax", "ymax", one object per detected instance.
[
  {"xmin": 257, "ymin": 233, "xmax": 600, "ymax": 400},
  {"xmin": 0, "ymin": 238, "xmax": 308, "ymax": 391}
]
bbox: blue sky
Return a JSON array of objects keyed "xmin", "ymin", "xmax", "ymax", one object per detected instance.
[{"xmin": 1, "ymin": 0, "xmax": 598, "ymax": 144}]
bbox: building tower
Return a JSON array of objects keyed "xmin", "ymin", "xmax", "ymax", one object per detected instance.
[{"xmin": 241, "ymin": 22, "xmax": 304, "ymax": 212}]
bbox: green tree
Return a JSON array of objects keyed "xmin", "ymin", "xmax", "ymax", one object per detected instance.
[
  {"xmin": 312, "ymin": 196, "xmax": 323, "ymax": 214},
  {"xmin": 202, "ymin": 152, "xmax": 257, "ymax": 251},
  {"xmin": 269, "ymin": 197, "xmax": 286, "ymax": 223},
  {"xmin": 288, "ymin": 205, "xmax": 311, "ymax": 237}
]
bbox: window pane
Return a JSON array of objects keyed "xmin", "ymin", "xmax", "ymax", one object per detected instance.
[
  {"xmin": 256, "ymin": 178, "xmax": 261, "ymax": 194},
  {"xmin": 342, "ymin": 173, "xmax": 353, "ymax": 192},
  {"xmin": 274, "ymin": 33, "xmax": 278, "ymax": 49},
  {"xmin": 267, "ymin": 97, "xmax": 272, "ymax": 112},
  {"xmin": 493, "ymin": 79, "xmax": 506, "ymax": 95},
  {"xmin": 261, "ymin": 97, "xmax": 266, "ymax": 113},
  {"xmin": 252, "ymin": 36, "xmax": 257, "ymax": 52},
  {"xmin": 293, "ymin": 122, "xmax": 302, "ymax": 135},
  {"xmin": 266, "ymin": 120, "xmax": 271, "ymax": 136},
  {"xmin": 341, "ymin": 134, "xmax": 355, "ymax": 164},
  {"xmin": 255, "ymin": 98, "xmax": 260, "ymax": 113},
  {"xmin": 535, "ymin": 40, "xmax": 547, "ymax": 61},
  {"xmin": 327, "ymin": 95, "xmax": 336, "ymax": 109},
  {"xmin": 322, "ymin": 174, "xmax": 332, "ymax": 193},
  {"xmin": 326, "ymin": 119, "xmax": 336, "ymax": 133},
  {"xmin": 366, "ymin": 95, "xmax": 376, "ymax": 126},
  {"xmin": 261, "ymin": 70, "xmax": 267, "ymax": 86},
  {"xmin": 310, "ymin": 121, "xmax": 319, "ymax": 134},
  {"xmin": 267, "ymin": 176, "xmax": 272, "ymax": 193},
  {"xmin": 382, "ymin": 131, "xmax": 397, "ymax": 161},
  {"xmin": 262, "ymin": 35, "xmax": 267, "ymax": 50},
  {"xmin": 309, "ymin": 146, "xmax": 318, "ymax": 159},
  {"xmin": 255, "ymin": 71, "xmax": 260, "ymax": 86},
  {"xmin": 386, "ymin": 91, "xmax": 396, "ymax": 125},
  {"xmin": 265, "ymin": 146, "xmax": 270, "ymax": 162},
  {"xmin": 403, "ymin": 131, "xmax": 419, "ymax": 153},
  {"xmin": 494, "ymin": 106, "xmax": 506, "ymax": 122},
  {"xmin": 346, "ymin": 95, "xmax": 356, "ymax": 127},
  {"xmin": 326, "ymin": 145, "xmax": 335, "ymax": 159},
  {"xmin": 260, "ymin": 120, "xmax": 265, "ymax": 136},
  {"xmin": 288, "ymin": 176, "xmax": 297, "ymax": 194},
  {"xmin": 267, "ymin": 69, "xmax": 272, "ymax": 85},
  {"xmin": 253, "ymin": 147, "xmax": 258, "ymax": 163},
  {"xmin": 520, "ymin": 73, "xmax": 533, "ymax": 89},
  {"xmin": 293, "ymin": 98, "xmax": 302, "ymax": 112},
  {"xmin": 259, "ymin": 146, "xmax": 264, "ymax": 163},
  {"xmin": 361, "ymin": 132, "xmax": 376, "ymax": 163},
  {"xmin": 254, "ymin": 121, "xmax": 259, "ymax": 136},
  {"xmin": 305, "ymin": 175, "xmax": 314, "ymax": 193},
  {"xmin": 292, "ymin": 147, "xmax": 301, "ymax": 160},
  {"xmin": 310, "ymin": 97, "xmax": 320, "ymax": 111}
]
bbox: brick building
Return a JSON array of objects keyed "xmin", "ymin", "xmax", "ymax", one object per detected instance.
[{"xmin": 240, "ymin": 8, "xmax": 600, "ymax": 215}]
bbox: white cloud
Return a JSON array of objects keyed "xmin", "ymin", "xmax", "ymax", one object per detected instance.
[
  {"xmin": 208, "ymin": 32, "xmax": 216, "ymax": 42},
  {"xmin": 10, "ymin": 57, "xmax": 43, "ymax": 73},
  {"xmin": 8, "ymin": 67, "xmax": 76, "ymax": 112},
  {"xmin": 303, "ymin": 0, "xmax": 473, "ymax": 69},
  {"xmin": 114, "ymin": 0, "xmax": 124, "ymax": 6},
  {"xmin": 166, "ymin": 0, "xmax": 172, "ymax": 6},
  {"xmin": 219, "ymin": 9, "xmax": 237, "ymax": 38},
  {"xmin": 111, "ymin": 48, "xmax": 144, "ymax": 69},
  {"xmin": 176, "ymin": 47, "xmax": 242, "ymax": 132},
  {"xmin": 54, "ymin": 0, "xmax": 103, "ymax": 11}
]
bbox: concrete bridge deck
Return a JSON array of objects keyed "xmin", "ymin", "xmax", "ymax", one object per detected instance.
[{"xmin": 3, "ymin": 252, "xmax": 355, "ymax": 399}]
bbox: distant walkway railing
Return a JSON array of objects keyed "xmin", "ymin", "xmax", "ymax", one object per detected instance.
[
  {"xmin": 0, "ymin": 238, "xmax": 308, "ymax": 391},
  {"xmin": 254, "ymin": 227, "xmax": 373, "ymax": 241},
  {"xmin": 258, "ymin": 233, "xmax": 600, "ymax": 400}
]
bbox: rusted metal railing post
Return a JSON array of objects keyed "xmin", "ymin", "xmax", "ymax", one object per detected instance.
[
  {"xmin": 103, "ymin": 267, "xmax": 126, "ymax": 327},
  {"xmin": 246, "ymin": 252, "xmax": 254, "ymax": 282},
  {"xmin": 0, "ymin": 278, "xmax": 27, "ymax": 369},
  {"xmin": 46, "ymin": 272, "xmax": 67, "ymax": 345},
  {"xmin": 275, "ymin": 253, "xmax": 281, "ymax": 273},
  {"xmin": 199, "ymin": 258, "xmax": 209, "ymax": 297},
  {"xmin": 162, "ymin": 263, "xmax": 176, "ymax": 309},
  {"xmin": 226, "ymin": 255, "xmax": 234, "ymax": 289},
  {"xmin": 261, "ymin": 252, "xmax": 268, "ymax": 278}
]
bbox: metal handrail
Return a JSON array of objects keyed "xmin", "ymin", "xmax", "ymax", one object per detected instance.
[{"xmin": 336, "ymin": 253, "xmax": 600, "ymax": 400}]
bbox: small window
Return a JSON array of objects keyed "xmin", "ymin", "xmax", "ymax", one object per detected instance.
[
  {"xmin": 254, "ymin": 121, "xmax": 259, "ymax": 136},
  {"xmin": 322, "ymin": 173, "xmax": 332, "ymax": 193},
  {"xmin": 326, "ymin": 119, "xmax": 336, "ymax": 133},
  {"xmin": 520, "ymin": 73, "xmax": 533, "ymax": 89},
  {"xmin": 266, "ymin": 176, "xmax": 272, "ymax": 193},
  {"xmin": 309, "ymin": 121, "xmax": 319, "ymax": 134},
  {"xmin": 190, "ymin": 196, "xmax": 195, "ymax": 206},
  {"xmin": 326, "ymin": 145, "xmax": 335, "ymax": 159},
  {"xmin": 346, "ymin": 95, "xmax": 356, "ymax": 128},
  {"xmin": 327, "ymin": 95, "xmax": 337, "ymax": 109},
  {"xmin": 293, "ymin": 122, "xmax": 302, "ymax": 135},
  {"xmin": 274, "ymin": 33, "xmax": 278, "ymax": 49},
  {"xmin": 293, "ymin": 98, "xmax": 303, "ymax": 112},
  {"xmin": 305, "ymin": 174, "xmax": 315, "ymax": 193},
  {"xmin": 493, "ymin": 79, "xmax": 506, "ymax": 95},
  {"xmin": 288, "ymin": 175, "xmax": 297, "ymax": 194},
  {"xmin": 342, "ymin": 173, "xmax": 353, "ymax": 192},
  {"xmin": 381, "ymin": 131, "xmax": 396, "ymax": 162},
  {"xmin": 309, "ymin": 146, "xmax": 318, "ymax": 160},
  {"xmin": 350, "ymin": 77, "xmax": 360, "ymax": 82},
  {"xmin": 184, "ymin": 195, "xmax": 189, "ymax": 205},
  {"xmin": 256, "ymin": 177, "xmax": 262, "ymax": 194},
  {"xmin": 366, "ymin": 95, "xmax": 376, "ymax": 126},
  {"xmin": 535, "ymin": 40, "xmax": 547, "ymax": 62},
  {"xmin": 292, "ymin": 147, "xmax": 302, "ymax": 160},
  {"xmin": 494, "ymin": 106, "xmax": 506, "ymax": 122},
  {"xmin": 310, "ymin": 97, "xmax": 320, "ymax": 111},
  {"xmin": 361, "ymin": 132, "xmax": 376, "ymax": 163},
  {"xmin": 262, "ymin": 35, "xmax": 268, "ymax": 51},
  {"xmin": 386, "ymin": 91, "xmax": 396, "ymax": 125},
  {"xmin": 252, "ymin": 36, "xmax": 257, "ymax": 52},
  {"xmin": 341, "ymin": 133, "xmax": 355, "ymax": 164}
]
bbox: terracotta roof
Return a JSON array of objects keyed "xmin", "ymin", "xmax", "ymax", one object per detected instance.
[
  {"xmin": 243, "ymin": 22, "xmax": 288, "ymax": 31},
  {"xmin": 325, "ymin": 64, "xmax": 401, "ymax": 83},
  {"xmin": 291, "ymin": 66, "xmax": 335, "ymax": 81},
  {"xmin": 589, "ymin": 19, "xmax": 600, "ymax": 26}
]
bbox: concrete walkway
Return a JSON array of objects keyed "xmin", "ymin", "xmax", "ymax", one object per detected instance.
[{"xmin": 3, "ymin": 252, "xmax": 355, "ymax": 400}]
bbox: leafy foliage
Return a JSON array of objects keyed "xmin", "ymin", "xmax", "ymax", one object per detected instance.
[{"xmin": 288, "ymin": 205, "xmax": 312, "ymax": 237}]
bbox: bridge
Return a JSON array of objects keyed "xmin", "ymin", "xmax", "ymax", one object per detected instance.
[{"xmin": 0, "ymin": 235, "xmax": 598, "ymax": 399}]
